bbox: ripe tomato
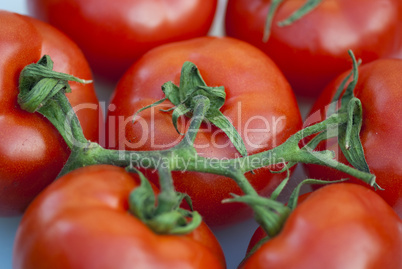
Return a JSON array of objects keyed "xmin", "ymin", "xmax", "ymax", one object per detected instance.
[
  {"xmin": 225, "ymin": 0, "xmax": 402, "ymax": 97},
  {"xmin": 13, "ymin": 165, "xmax": 226, "ymax": 269},
  {"xmin": 303, "ymin": 58, "xmax": 402, "ymax": 218},
  {"xmin": 0, "ymin": 11, "xmax": 101, "ymax": 216},
  {"xmin": 241, "ymin": 183, "xmax": 402, "ymax": 269},
  {"xmin": 28, "ymin": 0, "xmax": 218, "ymax": 80},
  {"xmin": 106, "ymin": 36, "xmax": 302, "ymax": 226}
]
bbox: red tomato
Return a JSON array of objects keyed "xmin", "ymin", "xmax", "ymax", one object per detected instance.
[
  {"xmin": 240, "ymin": 183, "xmax": 402, "ymax": 269},
  {"xmin": 13, "ymin": 165, "xmax": 226, "ymax": 269},
  {"xmin": 28, "ymin": 0, "xmax": 218, "ymax": 80},
  {"xmin": 106, "ymin": 36, "xmax": 302, "ymax": 226},
  {"xmin": 225, "ymin": 0, "xmax": 402, "ymax": 97},
  {"xmin": 0, "ymin": 11, "xmax": 101, "ymax": 216},
  {"xmin": 303, "ymin": 58, "xmax": 402, "ymax": 218}
]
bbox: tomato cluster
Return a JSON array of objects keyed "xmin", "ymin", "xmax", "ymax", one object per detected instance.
[{"xmin": 1, "ymin": 0, "xmax": 402, "ymax": 268}]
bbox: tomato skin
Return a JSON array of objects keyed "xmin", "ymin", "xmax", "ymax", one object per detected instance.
[
  {"xmin": 0, "ymin": 11, "xmax": 101, "ymax": 216},
  {"xmin": 303, "ymin": 58, "xmax": 402, "ymax": 218},
  {"xmin": 13, "ymin": 165, "xmax": 226, "ymax": 269},
  {"xmin": 28, "ymin": 0, "xmax": 218, "ymax": 80},
  {"xmin": 106, "ymin": 36, "xmax": 302, "ymax": 226},
  {"xmin": 240, "ymin": 183, "xmax": 402, "ymax": 269},
  {"xmin": 225, "ymin": 0, "xmax": 402, "ymax": 97}
]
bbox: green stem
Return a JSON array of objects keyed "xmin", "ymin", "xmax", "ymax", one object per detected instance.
[{"xmin": 45, "ymin": 91, "xmax": 87, "ymax": 147}]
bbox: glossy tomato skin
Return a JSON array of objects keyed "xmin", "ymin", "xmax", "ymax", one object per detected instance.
[
  {"xmin": 28, "ymin": 0, "xmax": 218, "ymax": 80},
  {"xmin": 0, "ymin": 11, "xmax": 101, "ymax": 216},
  {"xmin": 240, "ymin": 183, "xmax": 402, "ymax": 269},
  {"xmin": 225, "ymin": 0, "xmax": 402, "ymax": 97},
  {"xmin": 303, "ymin": 58, "xmax": 402, "ymax": 218},
  {"xmin": 106, "ymin": 36, "xmax": 302, "ymax": 226},
  {"xmin": 13, "ymin": 165, "xmax": 226, "ymax": 269}
]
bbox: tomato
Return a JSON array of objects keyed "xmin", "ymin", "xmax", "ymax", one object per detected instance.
[
  {"xmin": 225, "ymin": 0, "xmax": 402, "ymax": 97},
  {"xmin": 303, "ymin": 58, "xmax": 402, "ymax": 218},
  {"xmin": 106, "ymin": 36, "xmax": 302, "ymax": 226},
  {"xmin": 13, "ymin": 165, "xmax": 226, "ymax": 269},
  {"xmin": 28, "ymin": 0, "xmax": 218, "ymax": 80},
  {"xmin": 0, "ymin": 11, "xmax": 101, "ymax": 216},
  {"xmin": 240, "ymin": 183, "xmax": 402, "ymax": 269}
]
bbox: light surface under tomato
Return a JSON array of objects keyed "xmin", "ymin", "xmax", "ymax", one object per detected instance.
[
  {"xmin": 107, "ymin": 36, "xmax": 302, "ymax": 226},
  {"xmin": 13, "ymin": 165, "xmax": 226, "ymax": 269},
  {"xmin": 225, "ymin": 0, "xmax": 402, "ymax": 97},
  {"xmin": 0, "ymin": 11, "xmax": 101, "ymax": 216}
]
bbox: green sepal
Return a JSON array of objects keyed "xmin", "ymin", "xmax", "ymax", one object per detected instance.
[
  {"xmin": 263, "ymin": 0, "xmax": 323, "ymax": 42},
  {"xmin": 287, "ymin": 178, "xmax": 348, "ymax": 210},
  {"xmin": 223, "ymin": 193, "xmax": 290, "ymax": 237},
  {"xmin": 326, "ymin": 50, "xmax": 370, "ymax": 174},
  {"xmin": 338, "ymin": 98, "xmax": 370, "ymax": 173},
  {"xmin": 18, "ymin": 55, "xmax": 91, "ymax": 113},
  {"xmin": 263, "ymin": 0, "xmax": 284, "ymax": 42},
  {"xmin": 278, "ymin": 0, "xmax": 323, "ymax": 27},
  {"xmin": 127, "ymin": 166, "xmax": 202, "ymax": 235},
  {"xmin": 132, "ymin": 97, "xmax": 168, "ymax": 123},
  {"xmin": 171, "ymin": 103, "xmax": 191, "ymax": 135},
  {"xmin": 269, "ymin": 168, "xmax": 291, "ymax": 200},
  {"xmin": 223, "ymin": 194, "xmax": 286, "ymax": 210},
  {"xmin": 208, "ymin": 110, "xmax": 247, "ymax": 157},
  {"xmin": 134, "ymin": 61, "xmax": 248, "ymax": 156},
  {"xmin": 128, "ymin": 167, "xmax": 157, "ymax": 221}
]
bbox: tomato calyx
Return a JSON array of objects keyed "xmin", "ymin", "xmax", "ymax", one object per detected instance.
[
  {"xmin": 302, "ymin": 51, "xmax": 374, "ymax": 183},
  {"xmin": 263, "ymin": 0, "xmax": 323, "ymax": 42},
  {"xmin": 18, "ymin": 55, "xmax": 92, "ymax": 113},
  {"xmin": 225, "ymin": 169, "xmax": 348, "ymax": 240},
  {"xmin": 134, "ymin": 61, "xmax": 248, "ymax": 157},
  {"xmin": 327, "ymin": 51, "xmax": 370, "ymax": 174},
  {"xmin": 128, "ymin": 167, "xmax": 202, "ymax": 234},
  {"xmin": 18, "ymin": 55, "xmax": 91, "ymax": 149}
]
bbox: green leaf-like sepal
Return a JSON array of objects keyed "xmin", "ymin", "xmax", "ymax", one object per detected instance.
[
  {"xmin": 18, "ymin": 55, "xmax": 91, "ymax": 113},
  {"xmin": 303, "ymin": 51, "xmax": 370, "ymax": 176},
  {"xmin": 287, "ymin": 178, "xmax": 348, "ymax": 210},
  {"xmin": 330, "ymin": 51, "xmax": 370, "ymax": 174},
  {"xmin": 338, "ymin": 98, "xmax": 370, "ymax": 173},
  {"xmin": 278, "ymin": 0, "xmax": 323, "ymax": 27},
  {"xmin": 263, "ymin": 0, "xmax": 323, "ymax": 42},
  {"xmin": 128, "ymin": 167, "xmax": 201, "ymax": 235},
  {"xmin": 134, "ymin": 61, "xmax": 248, "ymax": 156},
  {"xmin": 128, "ymin": 167, "xmax": 156, "ymax": 221}
]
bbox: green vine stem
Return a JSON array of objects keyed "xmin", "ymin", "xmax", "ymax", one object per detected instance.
[{"xmin": 18, "ymin": 53, "xmax": 375, "ymax": 237}]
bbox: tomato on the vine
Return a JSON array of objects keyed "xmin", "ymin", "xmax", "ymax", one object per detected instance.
[
  {"xmin": 303, "ymin": 58, "xmax": 402, "ymax": 218},
  {"xmin": 28, "ymin": 0, "xmax": 218, "ymax": 80},
  {"xmin": 106, "ymin": 36, "xmax": 302, "ymax": 226},
  {"xmin": 241, "ymin": 183, "xmax": 402, "ymax": 268},
  {"xmin": 225, "ymin": 0, "xmax": 402, "ymax": 97},
  {"xmin": 13, "ymin": 165, "xmax": 226, "ymax": 269},
  {"xmin": 0, "ymin": 11, "xmax": 101, "ymax": 216}
]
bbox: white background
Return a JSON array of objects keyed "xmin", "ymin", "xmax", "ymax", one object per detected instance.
[{"xmin": 0, "ymin": 1, "xmax": 310, "ymax": 268}]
